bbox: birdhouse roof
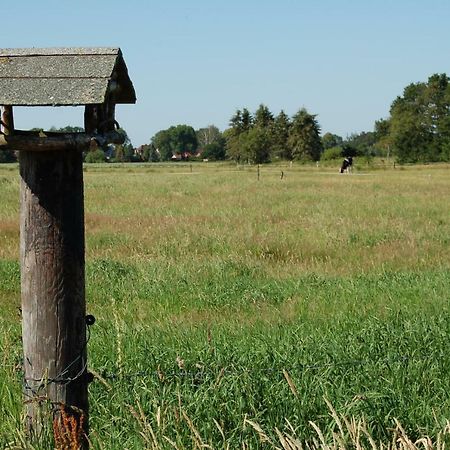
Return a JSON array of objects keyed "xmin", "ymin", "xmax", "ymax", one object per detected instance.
[{"xmin": 0, "ymin": 47, "xmax": 136, "ymax": 106}]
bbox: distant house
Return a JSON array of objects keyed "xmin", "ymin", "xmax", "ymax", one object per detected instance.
[
  {"xmin": 171, "ymin": 151, "xmax": 201, "ymax": 161},
  {"xmin": 135, "ymin": 144, "xmax": 149, "ymax": 159}
]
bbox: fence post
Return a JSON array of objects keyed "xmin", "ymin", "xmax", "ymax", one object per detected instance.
[{"xmin": 20, "ymin": 149, "xmax": 88, "ymax": 446}]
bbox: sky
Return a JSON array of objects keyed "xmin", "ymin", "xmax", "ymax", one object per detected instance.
[{"xmin": 1, "ymin": 0, "xmax": 450, "ymax": 147}]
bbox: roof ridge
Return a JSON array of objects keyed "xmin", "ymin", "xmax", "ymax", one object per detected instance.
[
  {"xmin": 0, "ymin": 76, "xmax": 112, "ymax": 79},
  {"xmin": 0, "ymin": 48, "xmax": 120, "ymax": 57}
]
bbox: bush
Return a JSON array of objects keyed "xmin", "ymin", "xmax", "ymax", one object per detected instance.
[
  {"xmin": 84, "ymin": 149, "xmax": 106, "ymax": 163},
  {"xmin": 321, "ymin": 146, "xmax": 343, "ymax": 160}
]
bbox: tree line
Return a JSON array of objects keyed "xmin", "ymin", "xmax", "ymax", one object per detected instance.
[
  {"xmin": 142, "ymin": 72, "xmax": 450, "ymax": 164},
  {"xmin": 142, "ymin": 107, "xmax": 349, "ymax": 164},
  {"xmin": 142, "ymin": 106, "xmax": 380, "ymax": 164},
  {"xmin": 1, "ymin": 73, "xmax": 449, "ymax": 164}
]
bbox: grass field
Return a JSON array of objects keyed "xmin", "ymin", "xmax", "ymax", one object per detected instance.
[{"xmin": 0, "ymin": 161, "xmax": 449, "ymax": 449}]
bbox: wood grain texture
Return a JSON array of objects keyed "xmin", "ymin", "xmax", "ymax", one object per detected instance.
[
  {"xmin": 1, "ymin": 105, "xmax": 14, "ymax": 134},
  {"xmin": 0, "ymin": 129, "xmax": 124, "ymax": 152},
  {"xmin": 20, "ymin": 150, "xmax": 88, "ymax": 444}
]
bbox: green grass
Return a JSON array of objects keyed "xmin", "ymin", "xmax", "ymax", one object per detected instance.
[{"xmin": 0, "ymin": 162, "xmax": 449, "ymax": 448}]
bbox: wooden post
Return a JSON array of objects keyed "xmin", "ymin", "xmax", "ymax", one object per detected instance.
[
  {"xmin": 20, "ymin": 149, "xmax": 88, "ymax": 446},
  {"xmin": 84, "ymin": 104, "xmax": 99, "ymax": 134},
  {"xmin": 1, "ymin": 105, "xmax": 15, "ymax": 135}
]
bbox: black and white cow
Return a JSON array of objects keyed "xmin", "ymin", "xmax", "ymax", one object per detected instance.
[{"xmin": 340, "ymin": 156, "xmax": 353, "ymax": 173}]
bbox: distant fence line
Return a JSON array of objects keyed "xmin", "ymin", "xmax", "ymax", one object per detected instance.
[{"xmin": 79, "ymin": 161, "xmax": 450, "ymax": 175}]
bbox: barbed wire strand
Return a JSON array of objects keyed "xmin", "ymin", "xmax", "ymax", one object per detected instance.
[
  {"xmin": 95, "ymin": 353, "xmax": 426, "ymax": 383},
  {"xmin": 9, "ymin": 321, "xmax": 443, "ymax": 393},
  {"xmin": 22, "ymin": 324, "xmax": 92, "ymax": 400}
]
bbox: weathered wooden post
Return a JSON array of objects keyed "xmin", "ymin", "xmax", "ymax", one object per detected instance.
[{"xmin": 0, "ymin": 47, "xmax": 136, "ymax": 446}]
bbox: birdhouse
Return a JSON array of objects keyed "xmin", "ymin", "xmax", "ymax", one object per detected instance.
[{"xmin": 0, "ymin": 48, "xmax": 136, "ymax": 447}]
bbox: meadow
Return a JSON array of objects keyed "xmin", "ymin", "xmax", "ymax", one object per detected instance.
[{"xmin": 0, "ymin": 161, "xmax": 449, "ymax": 449}]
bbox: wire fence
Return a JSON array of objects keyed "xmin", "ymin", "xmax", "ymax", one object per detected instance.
[
  {"xmin": 5, "ymin": 347, "xmax": 437, "ymax": 394},
  {"xmin": 1, "ymin": 319, "xmax": 442, "ymax": 390},
  {"xmin": 86, "ymin": 352, "xmax": 433, "ymax": 388},
  {"xmin": 80, "ymin": 160, "xmax": 449, "ymax": 175},
  {"xmin": 6, "ymin": 353, "xmax": 439, "ymax": 386}
]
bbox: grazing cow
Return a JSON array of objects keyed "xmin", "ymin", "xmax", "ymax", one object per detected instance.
[{"xmin": 340, "ymin": 156, "xmax": 353, "ymax": 173}]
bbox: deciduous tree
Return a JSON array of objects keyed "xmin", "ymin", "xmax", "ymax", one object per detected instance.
[
  {"xmin": 388, "ymin": 73, "xmax": 450, "ymax": 162},
  {"xmin": 196, "ymin": 125, "xmax": 223, "ymax": 149},
  {"xmin": 321, "ymin": 132, "xmax": 343, "ymax": 150},
  {"xmin": 151, "ymin": 125, "xmax": 198, "ymax": 161}
]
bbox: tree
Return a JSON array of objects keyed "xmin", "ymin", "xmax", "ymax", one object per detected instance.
[
  {"xmin": 170, "ymin": 125, "xmax": 198, "ymax": 157},
  {"xmin": 344, "ymin": 132, "xmax": 377, "ymax": 157},
  {"xmin": 389, "ymin": 81, "xmax": 432, "ymax": 162},
  {"xmin": 374, "ymin": 119, "xmax": 391, "ymax": 140},
  {"xmin": 240, "ymin": 127, "xmax": 272, "ymax": 164},
  {"xmin": 229, "ymin": 109, "xmax": 243, "ymax": 134},
  {"xmin": 288, "ymin": 108, "xmax": 323, "ymax": 161},
  {"xmin": 241, "ymin": 108, "xmax": 253, "ymax": 131},
  {"xmin": 321, "ymin": 146, "xmax": 344, "ymax": 160},
  {"xmin": 229, "ymin": 108, "xmax": 253, "ymax": 135},
  {"xmin": 202, "ymin": 142, "xmax": 226, "ymax": 160},
  {"xmin": 196, "ymin": 125, "xmax": 225, "ymax": 159},
  {"xmin": 196, "ymin": 125, "xmax": 223, "ymax": 149},
  {"xmin": 148, "ymin": 145, "xmax": 161, "ymax": 162},
  {"xmin": 388, "ymin": 73, "xmax": 450, "ymax": 162},
  {"xmin": 254, "ymin": 104, "xmax": 274, "ymax": 129},
  {"xmin": 49, "ymin": 125, "xmax": 84, "ymax": 133},
  {"xmin": 341, "ymin": 143, "xmax": 359, "ymax": 158},
  {"xmin": 150, "ymin": 125, "xmax": 198, "ymax": 161},
  {"xmin": 224, "ymin": 128, "xmax": 245, "ymax": 162},
  {"xmin": 151, "ymin": 129, "xmax": 172, "ymax": 161},
  {"xmin": 374, "ymin": 118, "xmax": 393, "ymax": 157},
  {"xmin": 321, "ymin": 132, "xmax": 343, "ymax": 150},
  {"xmin": 226, "ymin": 108, "xmax": 254, "ymax": 162},
  {"xmin": 271, "ymin": 110, "xmax": 291, "ymax": 159}
]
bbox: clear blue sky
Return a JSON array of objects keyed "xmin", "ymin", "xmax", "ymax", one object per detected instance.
[{"xmin": 2, "ymin": 0, "xmax": 449, "ymax": 146}]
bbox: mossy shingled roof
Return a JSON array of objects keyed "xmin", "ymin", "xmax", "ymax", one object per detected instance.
[{"xmin": 0, "ymin": 47, "xmax": 136, "ymax": 106}]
